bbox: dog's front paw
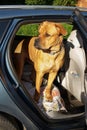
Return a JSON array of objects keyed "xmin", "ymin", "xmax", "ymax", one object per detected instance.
[{"xmin": 44, "ymin": 88, "xmax": 53, "ymax": 102}]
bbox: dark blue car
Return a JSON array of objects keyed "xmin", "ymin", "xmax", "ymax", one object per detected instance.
[{"xmin": 0, "ymin": 5, "xmax": 87, "ymax": 130}]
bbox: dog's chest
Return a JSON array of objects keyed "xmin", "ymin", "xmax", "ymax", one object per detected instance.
[
  {"xmin": 44, "ymin": 58, "xmax": 55, "ymax": 68},
  {"xmin": 38, "ymin": 53, "xmax": 60, "ymax": 71},
  {"xmin": 35, "ymin": 48, "xmax": 65, "ymax": 72}
]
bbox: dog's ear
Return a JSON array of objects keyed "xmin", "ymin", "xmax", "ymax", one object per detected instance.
[
  {"xmin": 55, "ymin": 23, "xmax": 67, "ymax": 36},
  {"xmin": 39, "ymin": 21, "xmax": 48, "ymax": 34}
]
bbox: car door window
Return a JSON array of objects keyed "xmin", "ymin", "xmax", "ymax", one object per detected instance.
[{"xmin": 0, "ymin": 20, "xmax": 11, "ymax": 44}]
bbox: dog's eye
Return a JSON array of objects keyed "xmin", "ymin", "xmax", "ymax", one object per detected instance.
[{"xmin": 46, "ymin": 33, "xmax": 50, "ymax": 37}]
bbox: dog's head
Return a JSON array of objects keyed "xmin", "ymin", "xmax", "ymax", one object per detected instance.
[{"xmin": 34, "ymin": 21, "xmax": 67, "ymax": 50}]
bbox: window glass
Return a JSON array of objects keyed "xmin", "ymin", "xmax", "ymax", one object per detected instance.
[{"xmin": 0, "ymin": 20, "xmax": 11, "ymax": 43}]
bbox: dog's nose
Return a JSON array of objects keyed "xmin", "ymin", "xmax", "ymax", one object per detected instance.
[
  {"xmin": 35, "ymin": 39, "xmax": 39, "ymax": 44},
  {"xmin": 34, "ymin": 39, "xmax": 39, "ymax": 48}
]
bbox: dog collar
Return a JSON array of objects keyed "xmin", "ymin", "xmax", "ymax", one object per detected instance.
[
  {"xmin": 50, "ymin": 44, "xmax": 63, "ymax": 55},
  {"xmin": 43, "ymin": 43, "xmax": 63, "ymax": 55}
]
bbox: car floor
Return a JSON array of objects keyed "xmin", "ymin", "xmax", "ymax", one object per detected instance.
[{"xmin": 20, "ymin": 61, "xmax": 85, "ymax": 119}]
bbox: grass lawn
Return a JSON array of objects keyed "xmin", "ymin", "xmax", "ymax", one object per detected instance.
[{"xmin": 16, "ymin": 23, "xmax": 73, "ymax": 38}]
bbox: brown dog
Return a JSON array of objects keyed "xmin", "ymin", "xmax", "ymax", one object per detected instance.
[{"xmin": 29, "ymin": 21, "xmax": 67, "ymax": 102}]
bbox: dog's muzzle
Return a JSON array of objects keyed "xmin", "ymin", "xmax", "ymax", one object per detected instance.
[{"xmin": 34, "ymin": 38, "xmax": 41, "ymax": 49}]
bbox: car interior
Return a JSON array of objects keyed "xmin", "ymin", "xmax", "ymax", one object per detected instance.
[{"xmin": 9, "ymin": 9, "xmax": 87, "ymax": 120}]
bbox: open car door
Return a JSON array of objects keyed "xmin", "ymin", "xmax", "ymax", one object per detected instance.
[{"xmin": 60, "ymin": 8, "xmax": 87, "ymax": 124}]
